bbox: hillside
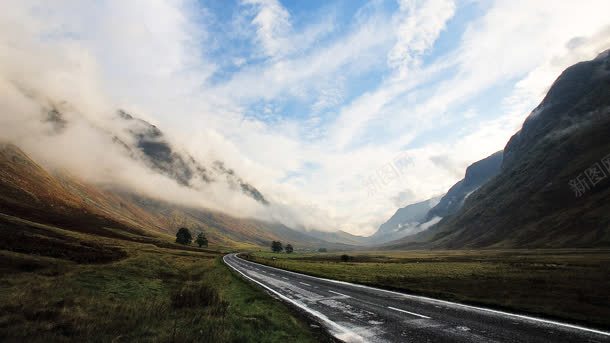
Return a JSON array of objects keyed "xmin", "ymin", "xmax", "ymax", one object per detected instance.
[
  {"xmin": 426, "ymin": 150, "xmax": 503, "ymax": 220},
  {"xmin": 0, "ymin": 143, "xmax": 157, "ymax": 239},
  {"xmin": 124, "ymin": 193, "xmax": 353, "ymax": 250},
  {"xmin": 0, "ymin": 143, "xmax": 346, "ymax": 250},
  {"xmin": 387, "ymin": 50, "xmax": 610, "ymax": 249},
  {"xmin": 304, "ymin": 229, "xmax": 370, "ymax": 246}
]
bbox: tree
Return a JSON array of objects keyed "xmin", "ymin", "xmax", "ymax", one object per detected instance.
[
  {"xmin": 175, "ymin": 227, "xmax": 192, "ymax": 245},
  {"xmin": 196, "ymin": 232, "xmax": 208, "ymax": 248},
  {"xmin": 285, "ymin": 244, "xmax": 294, "ymax": 254},
  {"xmin": 271, "ymin": 241, "xmax": 283, "ymax": 253},
  {"xmin": 340, "ymin": 254, "xmax": 351, "ymax": 262},
  {"xmin": 318, "ymin": 248, "xmax": 327, "ymax": 253}
]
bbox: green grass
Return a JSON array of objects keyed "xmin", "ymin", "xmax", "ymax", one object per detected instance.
[
  {"xmin": 245, "ymin": 249, "xmax": 610, "ymax": 329},
  {"xmin": 0, "ymin": 218, "xmax": 326, "ymax": 342}
]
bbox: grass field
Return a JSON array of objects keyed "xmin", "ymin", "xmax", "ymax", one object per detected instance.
[
  {"xmin": 0, "ymin": 215, "xmax": 328, "ymax": 343},
  {"xmin": 245, "ymin": 249, "xmax": 610, "ymax": 329}
]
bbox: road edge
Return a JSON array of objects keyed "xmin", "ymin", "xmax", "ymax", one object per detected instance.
[
  {"xmin": 235, "ymin": 253, "xmax": 610, "ymax": 338},
  {"xmin": 223, "ymin": 254, "xmax": 351, "ymax": 342}
]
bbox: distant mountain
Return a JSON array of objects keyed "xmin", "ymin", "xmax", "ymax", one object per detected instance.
[
  {"xmin": 305, "ymin": 229, "xmax": 370, "ymax": 246},
  {"xmin": 369, "ymin": 197, "xmax": 441, "ymax": 244},
  {"xmin": 0, "ymin": 144, "xmax": 350, "ymax": 250},
  {"xmin": 426, "ymin": 151, "xmax": 503, "ymax": 220},
  {"xmin": 372, "ymin": 150, "xmax": 502, "ymax": 245},
  {"xmin": 125, "ymin": 195, "xmax": 352, "ymax": 249},
  {"xmin": 387, "ymin": 50, "xmax": 610, "ymax": 249}
]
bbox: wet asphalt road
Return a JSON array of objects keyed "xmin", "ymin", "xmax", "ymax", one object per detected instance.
[{"xmin": 224, "ymin": 253, "xmax": 609, "ymax": 343}]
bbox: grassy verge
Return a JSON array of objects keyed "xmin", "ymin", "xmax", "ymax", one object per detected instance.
[
  {"xmin": 245, "ymin": 249, "xmax": 610, "ymax": 329},
  {"xmin": 0, "ymin": 216, "xmax": 323, "ymax": 342}
]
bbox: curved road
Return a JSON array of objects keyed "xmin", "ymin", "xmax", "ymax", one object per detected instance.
[{"xmin": 224, "ymin": 253, "xmax": 609, "ymax": 343}]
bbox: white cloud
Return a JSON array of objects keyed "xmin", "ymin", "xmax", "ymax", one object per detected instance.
[
  {"xmin": 389, "ymin": 0, "xmax": 456, "ymax": 76},
  {"xmin": 241, "ymin": 0, "xmax": 293, "ymax": 59},
  {"xmin": 328, "ymin": 0, "xmax": 457, "ymax": 150},
  {"xmin": 215, "ymin": 9, "xmax": 393, "ymax": 102}
]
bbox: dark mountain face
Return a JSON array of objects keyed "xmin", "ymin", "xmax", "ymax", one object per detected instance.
[
  {"xmin": 116, "ymin": 110, "xmax": 268, "ymax": 205},
  {"xmin": 44, "ymin": 108, "xmax": 68, "ymax": 134},
  {"xmin": 503, "ymin": 50, "xmax": 610, "ymax": 170},
  {"xmin": 426, "ymin": 151, "xmax": 503, "ymax": 220},
  {"xmin": 393, "ymin": 50, "xmax": 610, "ymax": 249},
  {"xmin": 116, "ymin": 109, "xmax": 210, "ymax": 186},
  {"xmin": 212, "ymin": 161, "xmax": 269, "ymax": 205}
]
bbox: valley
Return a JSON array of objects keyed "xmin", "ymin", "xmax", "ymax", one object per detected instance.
[{"xmin": 2, "ymin": 3, "xmax": 610, "ymax": 342}]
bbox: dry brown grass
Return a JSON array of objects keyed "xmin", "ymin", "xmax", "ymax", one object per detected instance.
[{"xmin": 0, "ymin": 216, "xmax": 327, "ymax": 342}]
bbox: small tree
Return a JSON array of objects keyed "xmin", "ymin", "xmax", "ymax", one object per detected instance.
[
  {"xmin": 175, "ymin": 227, "xmax": 192, "ymax": 245},
  {"xmin": 340, "ymin": 254, "xmax": 351, "ymax": 262},
  {"xmin": 318, "ymin": 248, "xmax": 327, "ymax": 253},
  {"xmin": 285, "ymin": 244, "xmax": 294, "ymax": 254},
  {"xmin": 196, "ymin": 232, "xmax": 208, "ymax": 248},
  {"xmin": 271, "ymin": 241, "xmax": 283, "ymax": 253}
]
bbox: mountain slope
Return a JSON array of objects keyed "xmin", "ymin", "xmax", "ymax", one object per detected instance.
[
  {"xmin": 426, "ymin": 151, "xmax": 503, "ymax": 220},
  {"xmin": 0, "ymin": 143, "xmax": 347, "ymax": 249},
  {"xmin": 125, "ymin": 194, "xmax": 352, "ymax": 249},
  {"xmin": 305, "ymin": 229, "xmax": 370, "ymax": 246},
  {"xmin": 0, "ymin": 142, "xmax": 161, "ymax": 240},
  {"xmin": 388, "ymin": 50, "xmax": 610, "ymax": 249}
]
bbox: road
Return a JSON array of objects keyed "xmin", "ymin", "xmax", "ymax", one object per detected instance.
[{"xmin": 223, "ymin": 253, "xmax": 610, "ymax": 343}]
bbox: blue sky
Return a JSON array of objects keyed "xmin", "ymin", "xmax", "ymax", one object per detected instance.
[
  {"xmin": 3, "ymin": 0, "xmax": 610, "ymax": 235},
  {"xmin": 199, "ymin": 0, "xmax": 489, "ymax": 152}
]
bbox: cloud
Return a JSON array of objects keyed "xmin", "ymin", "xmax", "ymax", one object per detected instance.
[
  {"xmin": 214, "ymin": 8, "xmax": 393, "ymax": 103},
  {"xmin": 241, "ymin": 0, "xmax": 293, "ymax": 59},
  {"xmin": 328, "ymin": 0, "xmax": 457, "ymax": 150},
  {"xmin": 388, "ymin": 0, "xmax": 456, "ymax": 76},
  {"xmin": 0, "ymin": 0, "xmax": 269, "ymax": 221}
]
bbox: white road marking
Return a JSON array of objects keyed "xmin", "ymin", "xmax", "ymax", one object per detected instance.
[
  {"xmin": 282, "ymin": 277, "xmax": 289, "ymax": 280},
  {"xmin": 232, "ymin": 254, "xmax": 610, "ymax": 337},
  {"xmin": 223, "ymin": 255, "xmax": 366, "ymax": 342},
  {"xmin": 270, "ymin": 273, "xmax": 276, "ymax": 276},
  {"xmin": 388, "ymin": 306, "xmax": 430, "ymax": 319},
  {"xmin": 299, "ymin": 281, "xmax": 311, "ymax": 286},
  {"xmin": 328, "ymin": 290, "xmax": 351, "ymax": 298}
]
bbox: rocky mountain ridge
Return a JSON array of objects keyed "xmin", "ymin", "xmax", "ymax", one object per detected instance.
[{"xmin": 385, "ymin": 49, "xmax": 610, "ymax": 249}]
